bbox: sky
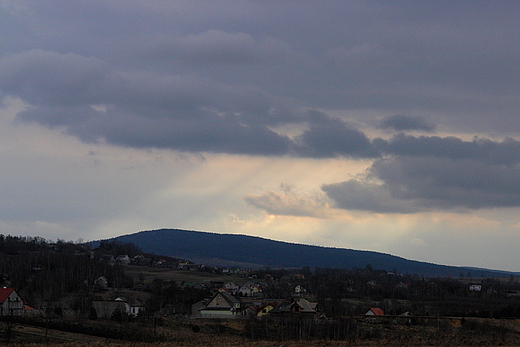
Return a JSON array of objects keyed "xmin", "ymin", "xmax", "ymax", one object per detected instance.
[{"xmin": 1, "ymin": 0, "xmax": 520, "ymax": 272}]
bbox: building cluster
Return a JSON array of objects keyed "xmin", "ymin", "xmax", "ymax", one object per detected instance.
[{"xmin": 195, "ymin": 290, "xmax": 321, "ymax": 319}]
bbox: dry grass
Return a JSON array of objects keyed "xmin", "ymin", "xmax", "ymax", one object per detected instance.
[{"xmin": 6, "ymin": 316, "xmax": 520, "ymax": 347}]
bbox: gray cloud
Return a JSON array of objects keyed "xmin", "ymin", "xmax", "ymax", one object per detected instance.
[
  {"xmin": 0, "ymin": 49, "xmax": 110, "ymax": 106},
  {"xmin": 0, "ymin": 49, "xmax": 295, "ymax": 155},
  {"xmin": 375, "ymin": 134, "xmax": 520, "ymax": 165},
  {"xmin": 0, "ymin": 49, "xmax": 382, "ymax": 158},
  {"xmin": 293, "ymin": 115, "xmax": 380, "ymax": 158},
  {"xmin": 147, "ymin": 30, "xmax": 306, "ymax": 66},
  {"xmin": 322, "ymin": 179, "xmax": 422, "ymax": 213},
  {"xmin": 325, "ymin": 135, "xmax": 520, "ymax": 213},
  {"xmin": 2, "ymin": 1, "xmax": 519, "ymax": 138},
  {"xmin": 372, "ymin": 157, "xmax": 520, "ymax": 210},
  {"xmin": 379, "ymin": 115, "xmax": 435, "ymax": 132}
]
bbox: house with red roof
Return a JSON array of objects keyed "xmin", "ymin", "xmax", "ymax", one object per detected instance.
[
  {"xmin": 0, "ymin": 288, "xmax": 24, "ymax": 316},
  {"xmin": 365, "ymin": 307, "xmax": 384, "ymax": 323},
  {"xmin": 365, "ymin": 307, "xmax": 384, "ymax": 316}
]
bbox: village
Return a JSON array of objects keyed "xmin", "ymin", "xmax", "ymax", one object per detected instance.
[
  {"xmin": 3, "ymin": 236, "xmax": 520, "ymax": 344},
  {"xmin": 1, "ymin": 249, "xmax": 517, "ymax": 321}
]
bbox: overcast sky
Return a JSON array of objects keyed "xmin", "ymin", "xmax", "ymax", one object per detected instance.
[{"xmin": 1, "ymin": 0, "xmax": 520, "ymax": 271}]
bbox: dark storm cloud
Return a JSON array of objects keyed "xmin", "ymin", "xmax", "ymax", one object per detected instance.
[
  {"xmin": 372, "ymin": 157, "xmax": 520, "ymax": 210},
  {"xmin": 374, "ymin": 134, "xmax": 520, "ymax": 165},
  {"xmin": 322, "ymin": 179, "xmax": 422, "ymax": 214},
  {"xmin": 379, "ymin": 115, "xmax": 435, "ymax": 132},
  {"xmin": 0, "ymin": 49, "xmax": 296, "ymax": 154},
  {"xmin": 323, "ymin": 157, "xmax": 520, "ymax": 213},
  {"xmin": 0, "ymin": 49, "xmax": 110, "ymax": 106},
  {"xmin": 324, "ymin": 135, "xmax": 520, "ymax": 213},
  {"xmin": 1, "ymin": 1, "xmax": 520, "ymax": 138},
  {"xmin": 293, "ymin": 116, "xmax": 379, "ymax": 159},
  {"xmin": 0, "ymin": 49, "xmax": 383, "ymax": 158},
  {"xmin": 2, "ymin": 1, "xmax": 518, "ymax": 134}
]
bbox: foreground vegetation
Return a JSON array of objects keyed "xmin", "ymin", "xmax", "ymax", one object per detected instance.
[{"xmin": 3, "ymin": 315, "xmax": 520, "ymax": 346}]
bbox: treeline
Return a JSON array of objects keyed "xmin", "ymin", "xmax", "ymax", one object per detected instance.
[
  {"xmin": 92, "ymin": 239, "xmax": 142, "ymax": 258},
  {"xmin": 0, "ymin": 235, "xmax": 133, "ymax": 307}
]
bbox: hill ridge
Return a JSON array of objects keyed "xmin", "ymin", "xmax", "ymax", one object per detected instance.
[{"xmin": 95, "ymin": 228, "xmax": 517, "ymax": 278}]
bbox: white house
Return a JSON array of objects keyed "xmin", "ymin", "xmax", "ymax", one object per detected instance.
[
  {"xmin": 116, "ymin": 255, "xmax": 131, "ymax": 265},
  {"xmin": 365, "ymin": 307, "xmax": 384, "ymax": 323},
  {"xmin": 0, "ymin": 288, "xmax": 24, "ymax": 316},
  {"xmin": 238, "ymin": 282, "xmax": 262, "ymax": 297},
  {"xmin": 469, "ymin": 284, "xmax": 482, "ymax": 291},
  {"xmin": 92, "ymin": 296, "xmax": 143, "ymax": 319},
  {"xmin": 294, "ymin": 284, "xmax": 307, "ymax": 295},
  {"xmin": 199, "ymin": 292, "xmax": 242, "ymax": 318},
  {"xmin": 223, "ymin": 282, "xmax": 239, "ymax": 294}
]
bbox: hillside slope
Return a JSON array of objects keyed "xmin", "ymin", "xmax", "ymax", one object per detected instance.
[{"xmin": 97, "ymin": 228, "xmax": 516, "ymax": 277}]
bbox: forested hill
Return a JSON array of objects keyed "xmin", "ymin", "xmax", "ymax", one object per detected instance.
[{"xmin": 98, "ymin": 228, "xmax": 517, "ymax": 278}]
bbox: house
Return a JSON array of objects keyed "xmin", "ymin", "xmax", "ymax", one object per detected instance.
[
  {"xmin": 365, "ymin": 307, "xmax": 384, "ymax": 323},
  {"xmin": 238, "ymin": 282, "xmax": 263, "ymax": 297},
  {"xmin": 115, "ymin": 255, "xmax": 130, "ymax": 265},
  {"xmin": 223, "ymin": 282, "xmax": 239, "ymax": 294},
  {"xmin": 269, "ymin": 298, "xmax": 320, "ymax": 317},
  {"xmin": 199, "ymin": 291, "xmax": 242, "ymax": 318},
  {"xmin": 155, "ymin": 259, "xmax": 167, "ymax": 266},
  {"xmin": 203, "ymin": 280, "xmax": 225, "ymax": 293},
  {"xmin": 246, "ymin": 302, "xmax": 278, "ymax": 317},
  {"xmin": 0, "ymin": 288, "xmax": 24, "ymax": 316},
  {"xmin": 365, "ymin": 307, "xmax": 384, "ymax": 316},
  {"xmin": 396, "ymin": 282, "xmax": 409, "ymax": 289},
  {"xmin": 294, "ymin": 284, "xmax": 307, "ymax": 296},
  {"xmin": 236, "ymin": 268, "xmax": 252, "ymax": 277},
  {"xmin": 94, "ymin": 276, "xmax": 108, "ymax": 290},
  {"xmin": 470, "ymin": 284, "xmax": 482, "ymax": 291},
  {"xmin": 22, "ymin": 303, "xmax": 37, "ymax": 316},
  {"xmin": 92, "ymin": 296, "xmax": 143, "ymax": 319}
]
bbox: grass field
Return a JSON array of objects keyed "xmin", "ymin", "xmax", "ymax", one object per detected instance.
[{"xmin": 123, "ymin": 265, "xmax": 249, "ymax": 285}]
